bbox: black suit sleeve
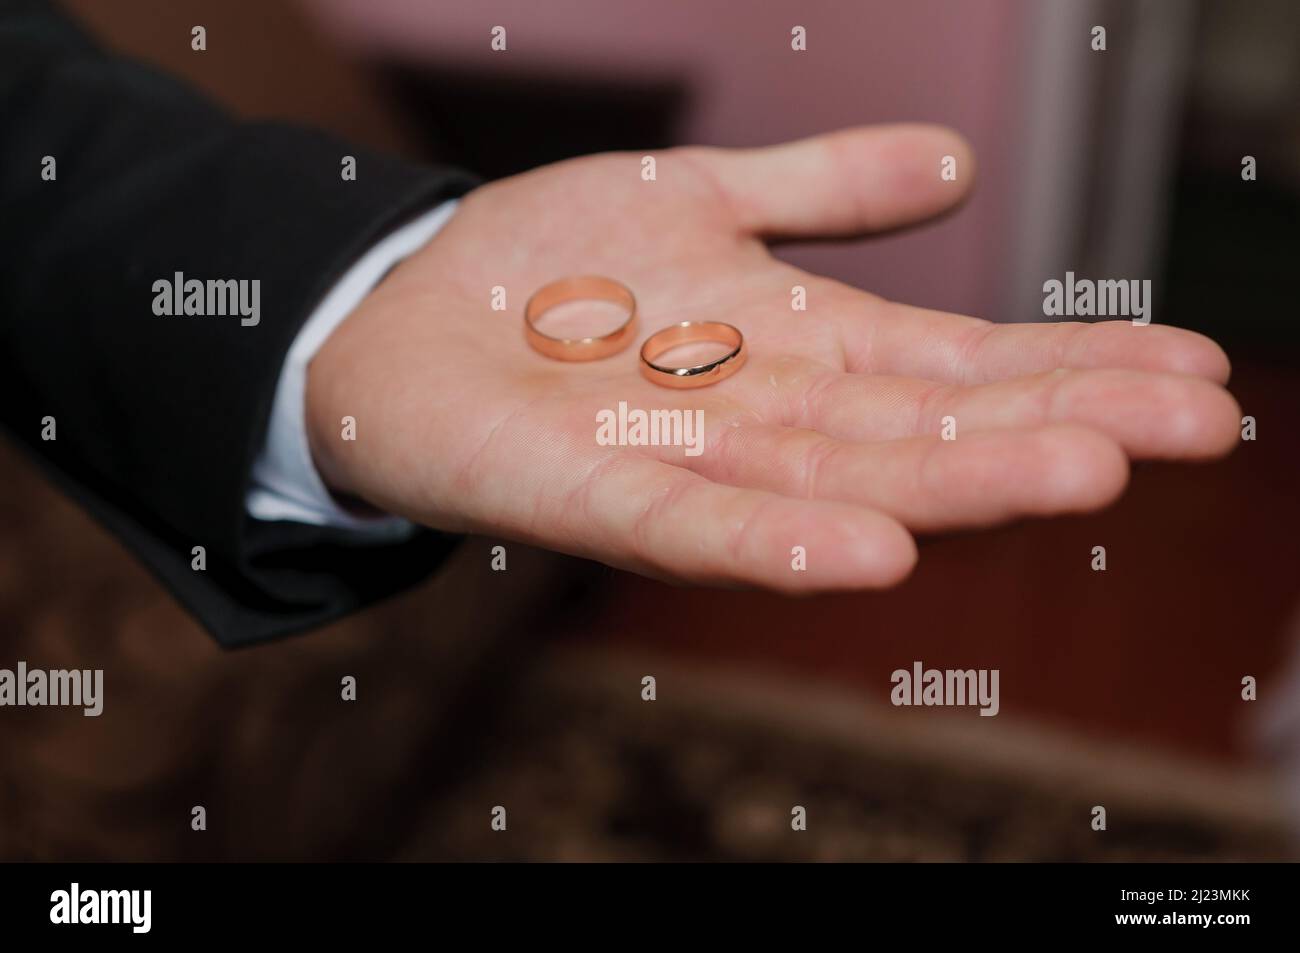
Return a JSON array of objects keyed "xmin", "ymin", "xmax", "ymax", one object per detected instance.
[{"xmin": 0, "ymin": 0, "xmax": 480, "ymax": 647}]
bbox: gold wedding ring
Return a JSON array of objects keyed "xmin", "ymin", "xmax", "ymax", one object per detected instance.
[
  {"xmin": 524, "ymin": 276, "xmax": 638, "ymax": 361},
  {"xmin": 639, "ymin": 321, "xmax": 746, "ymax": 389}
]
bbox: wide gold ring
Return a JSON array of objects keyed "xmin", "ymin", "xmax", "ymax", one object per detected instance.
[
  {"xmin": 639, "ymin": 321, "xmax": 747, "ymax": 389},
  {"xmin": 524, "ymin": 276, "xmax": 637, "ymax": 361}
]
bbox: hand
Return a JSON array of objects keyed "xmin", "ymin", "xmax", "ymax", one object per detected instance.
[{"xmin": 305, "ymin": 124, "xmax": 1239, "ymax": 592}]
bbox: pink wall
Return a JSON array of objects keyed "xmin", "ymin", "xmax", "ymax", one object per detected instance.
[{"xmin": 309, "ymin": 0, "xmax": 1030, "ymax": 321}]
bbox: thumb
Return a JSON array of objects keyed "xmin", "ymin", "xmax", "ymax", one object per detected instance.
[{"xmin": 681, "ymin": 123, "xmax": 975, "ymax": 240}]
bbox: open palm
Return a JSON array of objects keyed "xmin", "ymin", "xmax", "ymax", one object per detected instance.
[{"xmin": 306, "ymin": 124, "xmax": 1239, "ymax": 591}]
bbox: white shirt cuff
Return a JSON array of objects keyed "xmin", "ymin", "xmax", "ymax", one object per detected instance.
[{"xmin": 245, "ymin": 200, "xmax": 458, "ymax": 534}]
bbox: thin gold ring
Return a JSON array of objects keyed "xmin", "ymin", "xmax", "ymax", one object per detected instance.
[
  {"xmin": 639, "ymin": 321, "xmax": 747, "ymax": 389},
  {"xmin": 523, "ymin": 276, "xmax": 637, "ymax": 361}
]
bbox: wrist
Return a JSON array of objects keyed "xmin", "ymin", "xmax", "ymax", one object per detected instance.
[
  {"xmin": 304, "ymin": 337, "xmax": 358, "ymax": 502},
  {"xmin": 296, "ymin": 200, "xmax": 461, "ymax": 510}
]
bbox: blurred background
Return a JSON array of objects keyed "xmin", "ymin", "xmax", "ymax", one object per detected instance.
[{"xmin": 3, "ymin": 0, "xmax": 1298, "ymax": 860}]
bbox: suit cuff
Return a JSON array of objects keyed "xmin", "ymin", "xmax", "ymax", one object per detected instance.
[{"xmin": 245, "ymin": 199, "xmax": 458, "ymax": 533}]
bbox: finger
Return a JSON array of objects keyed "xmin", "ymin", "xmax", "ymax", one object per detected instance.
[
  {"xmin": 681, "ymin": 123, "xmax": 973, "ymax": 239},
  {"xmin": 555, "ymin": 454, "xmax": 916, "ymax": 592},
  {"xmin": 694, "ymin": 422, "xmax": 1128, "ymax": 533},
  {"xmin": 837, "ymin": 301, "xmax": 1231, "ymax": 384},
  {"xmin": 798, "ymin": 367, "xmax": 1243, "ymax": 461}
]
